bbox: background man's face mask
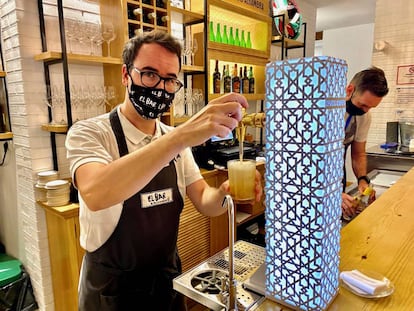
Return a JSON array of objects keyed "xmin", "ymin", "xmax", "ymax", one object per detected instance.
[
  {"xmin": 128, "ymin": 77, "xmax": 175, "ymax": 120},
  {"xmin": 346, "ymin": 99, "xmax": 366, "ymax": 116}
]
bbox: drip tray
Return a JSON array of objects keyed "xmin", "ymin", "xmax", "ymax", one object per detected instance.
[{"xmin": 173, "ymin": 240, "xmax": 266, "ymax": 311}]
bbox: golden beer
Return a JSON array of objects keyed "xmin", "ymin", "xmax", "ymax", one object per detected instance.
[{"xmin": 227, "ymin": 159, "xmax": 256, "ymax": 203}]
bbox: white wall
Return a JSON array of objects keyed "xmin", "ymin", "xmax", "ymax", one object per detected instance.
[
  {"xmin": 369, "ymin": 0, "xmax": 414, "ymax": 146},
  {"xmin": 318, "ymin": 23, "xmax": 375, "ymax": 183},
  {"xmin": 321, "ymin": 23, "xmax": 375, "ymax": 82}
]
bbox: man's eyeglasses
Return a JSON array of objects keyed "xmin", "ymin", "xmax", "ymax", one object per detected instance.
[{"xmin": 132, "ymin": 67, "xmax": 183, "ymax": 93}]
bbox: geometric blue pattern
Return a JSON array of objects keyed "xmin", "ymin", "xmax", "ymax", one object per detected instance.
[{"xmin": 265, "ymin": 56, "xmax": 347, "ymax": 310}]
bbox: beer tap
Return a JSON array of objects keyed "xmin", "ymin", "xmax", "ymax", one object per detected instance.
[
  {"xmin": 236, "ymin": 109, "xmax": 266, "ymax": 160},
  {"xmin": 222, "ymin": 194, "xmax": 237, "ymax": 310}
]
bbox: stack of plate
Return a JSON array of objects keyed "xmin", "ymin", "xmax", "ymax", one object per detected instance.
[
  {"xmin": 45, "ymin": 179, "xmax": 70, "ymax": 206},
  {"xmin": 35, "ymin": 170, "xmax": 59, "ymax": 202}
]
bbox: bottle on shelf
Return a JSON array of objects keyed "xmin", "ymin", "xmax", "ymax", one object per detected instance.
[
  {"xmin": 248, "ymin": 66, "xmax": 255, "ymax": 94},
  {"xmin": 144, "ymin": 12, "xmax": 156, "ymax": 24},
  {"xmin": 221, "ymin": 64, "xmax": 226, "ymax": 93},
  {"xmin": 246, "ymin": 31, "xmax": 252, "ymax": 49},
  {"xmin": 156, "ymin": 0, "xmax": 166, "ymax": 8},
  {"xmin": 209, "ymin": 21, "xmax": 215, "ymax": 42},
  {"xmin": 241, "ymin": 30, "xmax": 246, "ymax": 48},
  {"xmin": 242, "ymin": 66, "xmax": 249, "ymax": 94},
  {"xmin": 133, "ymin": 8, "xmax": 142, "ymax": 19},
  {"xmin": 157, "ymin": 15, "xmax": 169, "ymax": 26},
  {"xmin": 215, "ymin": 23, "xmax": 222, "ymax": 43},
  {"xmin": 223, "ymin": 65, "xmax": 231, "ymax": 93},
  {"xmin": 213, "ymin": 60, "xmax": 221, "ymax": 94},
  {"xmin": 232, "ymin": 64, "xmax": 240, "ymax": 93},
  {"xmin": 222, "ymin": 25, "xmax": 228, "ymax": 44},
  {"xmin": 228, "ymin": 27, "xmax": 235, "ymax": 45},
  {"xmin": 234, "ymin": 28, "xmax": 240, "ymax": 46}
]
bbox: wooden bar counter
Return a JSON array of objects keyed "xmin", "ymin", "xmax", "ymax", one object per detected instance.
[{"xmin": 257, "ymin": 167, "xmax": 414, "ymax": 310}]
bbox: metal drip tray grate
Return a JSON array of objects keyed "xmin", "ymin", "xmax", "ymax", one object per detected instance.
[{"xmin": 173, "ymin": 240, "xmax": 266, "ymax": 311}]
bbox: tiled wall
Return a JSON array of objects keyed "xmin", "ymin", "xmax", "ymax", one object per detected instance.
[
  {"xmin": 1, "ymin": 0, "xmax": 101, "ymax": 309},
  {"xmin": 368, "ymin": 0, "xmax": 414, "ymax": 147}
]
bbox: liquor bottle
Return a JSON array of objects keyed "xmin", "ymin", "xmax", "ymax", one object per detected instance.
[
  {"xmin": 133, "ymin": 8, "xmax": 142, "ymax": 18},
  {"xmin": 209, "ymin": 21, "xmax": 215, "ymax": 42},
  {"xmin": 213, "ymin": 60, "xmax": 221, "ymax": 94},
  {"xmin": 246, "ymin": 31, "xmax": 252, "ymax": 48},
  {"xmin": 248, "ymin": 66, "xmax": 255, "ymax": 94},
  {"xmin": 228, "ymin": 27, "xmax": 235, "ymax": 45},
  {"xmin": 222, "ymin": 25, "xmax": 229, "ymax": 44},
  {"xmin": 241, "ymin": 30, "xmax": 246, "ymax": 48},
  {"xmin": 222, "ymin": 65, "xmax": 226, "ymax": 93},
  {"xmin": 242, "ymin": 66, "xmax": 249, "ymax": 94},
  {"xmin": 234, "ymin": 28, "xmax": 240, "ymax": 46},
  {"xmin": 232, "ymin": 64, "xmax": 240, "ymax": 93},
  {"xmin": 215, "ymin": 23, "xmax": 222, "ymax": 43},
  {"xmin": 223, "ymin": 65, "xmax": 232, "ymax": 93}
]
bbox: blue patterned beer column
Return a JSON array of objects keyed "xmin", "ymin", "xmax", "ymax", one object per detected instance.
[{"xmin": 265, "ymin": 56, "xmax": 347, "ymax": 310}]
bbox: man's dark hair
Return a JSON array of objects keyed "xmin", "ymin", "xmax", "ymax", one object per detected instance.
[
  {"xmin": 350, "ymin": 66, "xmax": 389, "ymax": 97},
  {"xmin": 122, "ymin": 30, "xmax": 182, "ymax": 72}
]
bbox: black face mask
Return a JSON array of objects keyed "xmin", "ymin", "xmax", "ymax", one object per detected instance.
[
  {"xmin": 346, "ymin": 99, "xmax": 366, "ymax": 116},
  {"xmin": 128, "ymin": 78, "xmax": 175, "ymax": 120}
]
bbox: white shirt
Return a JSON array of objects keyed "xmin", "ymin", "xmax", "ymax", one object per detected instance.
[
  {"xmin": 65, "ymin": 106, "xmax": 202, "ymax": 251},
  {"xmin": 345, "ymin": 111, "xmax": 372, "ymax": 142}
]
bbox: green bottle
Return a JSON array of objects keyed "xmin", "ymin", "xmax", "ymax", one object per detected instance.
[
  {"xmin": 246, "ymin": 31, "xmax": 252, "ymax": 48},
  {"xmin": 241, "ymin": 30, "xmax": 246, "ymax": 48},
  {"xmin": 209, "ymin": 21, "xmax": 215, "ymax": 42},
  {"xmin": 234, "ymin": 28, "xmax": 240, "ymax": 46},
  {"xmin": 215, "ymin": 23, "xmax": 222, "ymax": 43},
  {"xmin": 222, "ymin": 25, "xmax": 228, "ymax": 44},
  {"xmin": 229, "ymin": 27, "xmax": 235, "ymax": 45}
]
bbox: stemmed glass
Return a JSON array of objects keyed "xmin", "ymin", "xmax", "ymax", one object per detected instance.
[
  {"xmin": 44, "ymin": 85, "xmax": 56, "ymax": 124},
  {"xmin": 52, "ymin": 85, "xmax": 67, "ymax": 124},
  {"xmin": 101, "ymin": 22, "xmax": 116, "ymax": 57},
  {"xmin": 104, "ymin": 86, "xmax": 116, "ymax": 111},
  {"xmin": 191, "ymin": 38, "xmax": 198, "ymax": 65}
]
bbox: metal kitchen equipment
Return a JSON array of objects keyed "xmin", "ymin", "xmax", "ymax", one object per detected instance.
[{"xmin": 173, "ymin": 195, "xmax": 266, "ymax": 310}]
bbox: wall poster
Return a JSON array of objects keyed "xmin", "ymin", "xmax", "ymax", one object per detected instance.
[{"xmin": 397, "ymin": 65, "xmax": 414, "ymax": 85}]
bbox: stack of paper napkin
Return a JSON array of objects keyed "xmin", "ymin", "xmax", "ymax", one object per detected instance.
[{"xmin": 340, "ymin": 270, "xmax": 389, "ymax": 295}]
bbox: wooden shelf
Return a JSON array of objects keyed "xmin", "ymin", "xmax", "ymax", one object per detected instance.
[
  {"xmin": 271, "ymin": 36, "xmax": 305, "ymax": 49},
  {"xmin": 34, "ymin": 51, "xmax": 122, "ymax": 65},
  {"xmin": 208, "ymin": 41, "xmax": 269, "ymax": 61},
  {"xmin": 0, "ymin": 71, "xmax": 6, "ymax": 77},
  {"xmin": 41, "ymin": 124, "xmax": 68, "ymax": 133},
  {"xmin": 170, "ymin": 7, "xmax": 204, "ymax": 25},
  {"xmin": 0, "ymin": 132, "xmax": 13, "ymax": 141},
  {"xmin": 182, "ymin": 64, "xmax": 204, "ymax": 73},
  {"xmin": 174, "ymin": 116, "xmax": 191, "ymax": 125},
  {"xmin": 208, "ymin": 93, "xmax": 265, "ymax": 101}
]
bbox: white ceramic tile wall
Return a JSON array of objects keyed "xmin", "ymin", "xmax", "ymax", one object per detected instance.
[
  {"xmin": 0, "ymin": 0, "xmax": 100, "ymax": 309},
  {"xmin": 369, "ymin": 0, "xmax": 414, "ymax": 147}
]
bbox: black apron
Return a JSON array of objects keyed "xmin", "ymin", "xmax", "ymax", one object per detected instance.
[
  {"xmin": 342, "ymin": 114, "xmax": 357, "ymax": 191},
  {"xmin": 79, "ymin": 109, "xmax": 186, "ymax": 311}
]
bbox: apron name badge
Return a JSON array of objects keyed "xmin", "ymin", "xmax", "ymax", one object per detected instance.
[{"xmin": 141, "ymin": 188, "xmax": 173, "ymax": 208}]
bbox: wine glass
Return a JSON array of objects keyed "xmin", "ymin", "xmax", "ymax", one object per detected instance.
[
  {"xmin": 191, "ymin": 38, "xmax": 198, "ymax": 65},
  {"xmin": 44, "ymin": 85, "xmax": 56, "ymax": 124},
  {"xmin": 101, "ymin": 22, "xmax": 116, "ymax": 57}
]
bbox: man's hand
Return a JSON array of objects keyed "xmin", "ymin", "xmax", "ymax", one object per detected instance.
[
  {"xmin": 341, "ymin": 192, "xmax": 358, "ymax": 219},
  {"xmin": 175, "ymin": 93, "xmax": 249, "ymax": 148}
]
